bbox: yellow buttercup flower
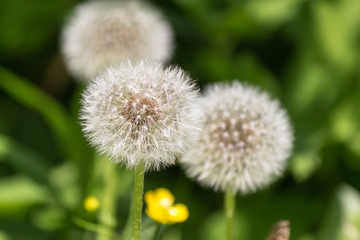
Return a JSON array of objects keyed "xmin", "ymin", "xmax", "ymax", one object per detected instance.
[
  {"xmin": 84, "ymin": 196, "xmax": 100, "ymax": 212},
  {"xmin": 145, "ymin": 188, "xmax": 189, "ymax": 224}
]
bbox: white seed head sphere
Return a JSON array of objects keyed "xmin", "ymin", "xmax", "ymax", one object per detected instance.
[
  {"xmin": 61, "ymin": 0, "xmax": 173, "ymax": 81},
  {"xmin": 80, "ymin": 60, "xmax": 199, "ymax": 171},
  {"xmin": 180, "ymin": 82, "xmax": 293, "ymax": 195}
]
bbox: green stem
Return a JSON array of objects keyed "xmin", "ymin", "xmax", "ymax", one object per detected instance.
[
  {"xmin": 225, "ymin": 187, "xmax": 236, "ymax": 240},
  {"xmin": 97, "ymin": 160, "xmax": 118, "ymax": 240},
  {"xmin": 152, "ymin": 223, "xmax": 162, "ymax": 240},
  {"xmin": 73, "ymin": 217, "xmax": 112, "ymax": 236},
  {"xmin": 131, "ymin": 161, "xmax": 146, "ymax": 240}
]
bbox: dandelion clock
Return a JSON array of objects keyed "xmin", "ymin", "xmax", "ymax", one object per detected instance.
[
  {"xmin": 180, "ymin": 81, "xmax": 293, "ymax": 240},
  {"xmin": 80, "ymin": 60, "xmax": 199, "ymax": 170},
  {"xmin": 61, "ymin": 1, "xmax": 173, "ymax": 81},
  {"xmin": 80, "ymin": 60, "xmax": 199, "ymax": 240}
]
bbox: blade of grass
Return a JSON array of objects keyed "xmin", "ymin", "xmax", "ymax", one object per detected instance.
[
  {"xmin": 0, "ymin": 66, "xmax": 93, "ymax": 192},
  {"xmin": 0, "ymin": 134, "xmax": 50, "ymax": 183},
  {"xmin": 0, "ymin": 66, "xmax": 75, "ymax": 159}
]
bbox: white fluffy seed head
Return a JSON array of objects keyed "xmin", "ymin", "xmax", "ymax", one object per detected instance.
[
  {"xmin": 61, "ymin": 0, "xmax": 173, "ymax": 81},
  {"xmin": 180, "ymin": 81, "xmax": 293, "ymax": 195},
  {"xmin": 80, "ymin": 60, "xmax": 200, "ymax": 171}
]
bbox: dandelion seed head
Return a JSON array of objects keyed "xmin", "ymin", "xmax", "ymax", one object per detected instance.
[
  {"xmin": 180, "ymin": 81, "xmax": 293, "ymax": 195},
  {"xmin": 80, "ymin": 60, "xmax": 199, "ymax": 171},
  {"xmin": 61, "ymin": 1, "xmax": 173, "ymax": 81}
]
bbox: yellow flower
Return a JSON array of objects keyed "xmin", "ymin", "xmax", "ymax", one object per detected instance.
[
  {"xmin": 84, "ymin": 196, "xmax": 100, "ymax": 212},
  {"xmin": 145, "ymin": 188, "xmax": 189, "ymax": 224}
]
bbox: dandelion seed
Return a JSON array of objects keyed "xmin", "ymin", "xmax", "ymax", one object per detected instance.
[
  {"xmin": 80, "ymin": 60, "xmax": 199, "ymax": 171},
  {"xmin": 61, "ymin": 1, "xmax": 173, "ymax": 81},
  {"xmin": 180, "ymin": 81, "xmax": 293, "ymax": 195}
]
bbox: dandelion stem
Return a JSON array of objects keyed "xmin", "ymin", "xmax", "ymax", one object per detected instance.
[
  {"xmin": 131, "ymin": 161, "xmax": 146, "ymax": 240},
  {"xmin": 225, "ymin": 187, "xmax": 236, "ymax": 240},
  {"xmin": 97, "ymin": 160, "xmax": 118, "ymax": 240}
]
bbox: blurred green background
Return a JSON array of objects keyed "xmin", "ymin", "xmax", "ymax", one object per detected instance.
[{"xmin": 1, "ymin": 0, "xmax": 360, "ymax": 239}]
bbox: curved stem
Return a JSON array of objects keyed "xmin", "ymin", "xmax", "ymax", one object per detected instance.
[
  {"xmin": 131, "ymin": 161, "xmax": 146, "ymax": 240},
  {"xmin": 97, "ymin": 160, "xmax": 118, "ymax": 240},
  {"xmin": 225, "ymin": 187, "xmax": 236, "ymax": 240}
]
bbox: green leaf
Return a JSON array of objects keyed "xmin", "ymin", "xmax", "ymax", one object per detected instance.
[
  {"xmin": 163, "ymin": 228, "xmax": 182, "ymax": 240},
  {"xmin": 286, "ymin": 55, "xmax": 332, "ymax": 117},
  {"xmin": 330, "ymin": 99, "xmax": 359, "ymax": 143},
  {"xmin": 32, "ymin": 206, "xmax": 66, "ymax": 231},
  {"xmin": 0, "ymin": 231, "xmax": 10, "ymax": 240},
  {"xmin": 312, "ymin": 0, "xmax": 360, "ymax": 71},
  {"xmin": 347, "ymin": 133, "xmax": 360, "ymax": 159},
  {"xmin": 318, "ymin": 185, "xmax": 360, "ymax": 240},
  {"xmin": 0, "ymin": 0, "xmax": 75, "ymax": 56},
  {"xmin": 131, "ymin": 217, "xmax": 157, "ymax": 240},
  {"xmin": 285, "ymin": 46, "xmax": 340, "ymax": 122},
  {"xmin": 233, "ymin": 54, "xmax": 280, "ymax": 96},
  {"xmin": 0, "ymin": 134, "xmax": 50, "ymax": 183},
  {"xmin": 0, "ymin": 67, "xmax": 74, "ymax": 158},
  {"xmin": 49, "ymin": 162, "xmax": 80, "ymax": 210},
  {"xmin": 0, "ymin": 175, "xmax": 50, "ymax": 216},
  {"xmin": 245, "ymin": 0, "xmax": 305, "ymax": 28},
  {"xmin": 221, "ymin": 6, "xmax": 257, "ymax": 40},
  {"xmin": 0, "ymin": 217, "xmax": 55, "ymax": 240},
  {"xmin": 0, "ymin": 66, "xmax": 93, "ymax": 191},
  {"xmin": 290, "ymin": 151, "xmax": 321, "ymax": 182},
  {"xmin": 298, "ymin": 235, "xmax": 316, "ymax": 240}
]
